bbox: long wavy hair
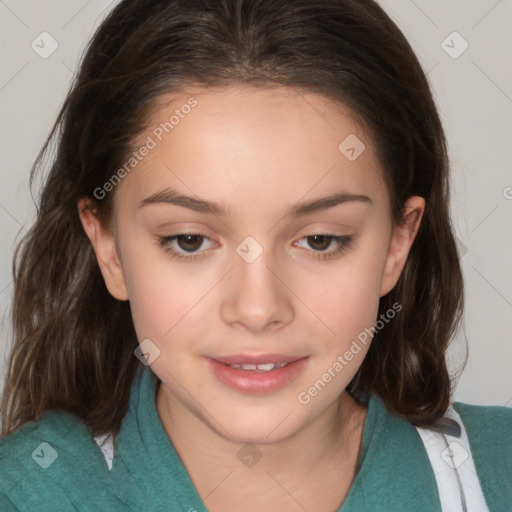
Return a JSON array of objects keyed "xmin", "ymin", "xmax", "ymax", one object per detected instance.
[{"xmin": 1, "ymin": 0, "xmax": 465, "ymax": 438}]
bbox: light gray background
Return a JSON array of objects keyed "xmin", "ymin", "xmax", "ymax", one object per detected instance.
[{"xmin": 0, "ymin": 0, "xmax": 511, "ymax": 411}]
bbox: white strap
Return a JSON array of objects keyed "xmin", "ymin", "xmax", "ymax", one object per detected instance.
[
  {"xmin": 415, "ymin": 405, "xmax": 489, "ymax": 512},
  {"xmin": 93, "ymin": 432, "xmax": 115, "ymax": 471}
]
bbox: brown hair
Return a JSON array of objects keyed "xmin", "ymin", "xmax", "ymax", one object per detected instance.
[{"xmin": 1, "ymin": 0, "xmax": 465, "ymax": 438}]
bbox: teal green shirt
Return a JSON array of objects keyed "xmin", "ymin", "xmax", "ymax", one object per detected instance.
[{"xmin": 1, "ymin": 365, "xmax": 511, "ymax": 511}]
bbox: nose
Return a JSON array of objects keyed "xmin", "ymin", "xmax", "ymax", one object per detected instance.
[{"xmin": 220, "ymin": 245, "xmax": 294, "ymax": 334}]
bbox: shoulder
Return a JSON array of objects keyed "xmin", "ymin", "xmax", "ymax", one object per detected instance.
[
  {"xmin": 0, "ymin": 407, "xmax": 87, "ymax": 465},
  {"xmin": 453, "ymin": 400, "xmax": 512, "ymax": 433},
  {"xmin": 0, "ymin": 409, "xmax": 112, "ymax": 510},
  {"xmin": 0, "ymin": 408, "xmax": 78, "ymax": 479},
  {"xmin": 453, "ymin": 400, "xmax": 512, "ymax": 506},
  {"xmin": 452, "ymin": 400, "xmax": 511, "ymax": 458}
]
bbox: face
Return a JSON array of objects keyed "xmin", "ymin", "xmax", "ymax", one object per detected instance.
[{"xmin": 80, "ymin": 84, "xmax": 424, "ymax": 444}]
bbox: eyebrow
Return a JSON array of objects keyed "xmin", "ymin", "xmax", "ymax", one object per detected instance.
[{"xmin": 138, "ymin": 188, "xmax": 372, "ymax": 217}]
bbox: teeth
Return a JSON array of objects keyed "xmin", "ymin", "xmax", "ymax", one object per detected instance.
[
  {"xmin": 227, "ymin": 362, "xmax": 289, "ymax": 371},
  {"xmin": 254, "ymin": 363, "xmax": 275, "ymax": 371}
]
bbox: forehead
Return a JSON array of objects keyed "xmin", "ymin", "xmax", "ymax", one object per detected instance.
[{"xmin": 116, "ymin": 84, "xmax": 387, "ymax": 214}]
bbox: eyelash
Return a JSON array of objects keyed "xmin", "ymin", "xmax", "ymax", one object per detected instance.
[{"xmin": 157, "ymin": 232, "xmax": 354, "ymax": 262}]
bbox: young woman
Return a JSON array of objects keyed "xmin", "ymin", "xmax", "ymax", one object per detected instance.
[{"xmin": 1, "ymin": 1, "xmax": 510, "ymax": 511}]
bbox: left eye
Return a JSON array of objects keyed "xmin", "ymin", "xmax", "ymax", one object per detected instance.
[{"xmin": 295, "ymin": 234, "xmax": 354, "ymax": 260}]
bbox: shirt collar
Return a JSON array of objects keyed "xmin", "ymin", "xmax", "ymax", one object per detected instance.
[{"xmin": 112, "ymin": 364, "xmax": 441, "ymax": 511}]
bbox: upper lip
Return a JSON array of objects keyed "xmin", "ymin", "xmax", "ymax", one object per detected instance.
[{"xmin": 207, "ymin": 354, "xmax": 307, "ymax": 365}]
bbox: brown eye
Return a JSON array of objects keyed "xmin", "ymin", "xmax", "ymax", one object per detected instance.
[
  {"xmin": 157, "ymin": 232, "xmax": 214, "ymax": 261},
  {"xmin": 295, "ymin": 234, "xmax": 354, "ymax": 261},
  {"xmin": 306, "ymin": 235, "xmax": 332, "ymax": 251},
  {"xmin": 175, "ymin": 234, "xmax": 205, "ymax": 252}
]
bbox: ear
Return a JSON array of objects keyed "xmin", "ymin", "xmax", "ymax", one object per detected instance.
[
  {"xmin": 379, "ymin": 196, "xmax": 425, "ymax": 297},
  {"xmin": 78, "ymin": 198, "xmax": 129, "ymax": 301}
]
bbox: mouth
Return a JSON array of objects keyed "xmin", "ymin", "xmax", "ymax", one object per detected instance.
[
  {"xmin": 223, "ymin": 361, "xmax": 293, "ymax": 372},
  {"xmin": 204, "ymin": 354, "xmax": 309, "ymax": 394}
]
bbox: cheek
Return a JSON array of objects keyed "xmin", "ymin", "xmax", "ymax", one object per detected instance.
[
  {"xmin": 121, "ymin": 248, "xmax": 210, "ymax": 342},
  {"xmin": 296, "ymin": 256, "xmax": 384, "ymax": 340},
  {"xmin": 294, "ymin": 267, "xmax": 381, "ymax": 402}
]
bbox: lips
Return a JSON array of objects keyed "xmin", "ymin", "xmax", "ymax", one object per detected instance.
[
  {"xmin": 205, "ymin": 354, "xmax": 309, "ymax": 394},
  {"xmin": 209, "ymin": 353, "xmax": 303, "ymax": 365}
]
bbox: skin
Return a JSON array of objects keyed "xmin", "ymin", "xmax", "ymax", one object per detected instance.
[{"xmin": 79, "ymin": 84, "xmax": 425, "ymax": 511}]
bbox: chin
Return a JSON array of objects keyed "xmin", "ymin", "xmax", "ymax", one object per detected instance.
[{"xmin": 207, "ymin": 407, "xmax": 305, "ymax": 445}]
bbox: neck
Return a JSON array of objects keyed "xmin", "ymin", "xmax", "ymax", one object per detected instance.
[{"xmin": 155, "ymin": 380, "xmax": 368, "ymax": 478}]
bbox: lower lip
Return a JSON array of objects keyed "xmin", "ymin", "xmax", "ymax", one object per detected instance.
[{"xmin": 205, "ymin": 357, "xmax": 309, "ymax": 394}]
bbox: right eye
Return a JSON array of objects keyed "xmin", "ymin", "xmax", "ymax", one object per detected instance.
[{"xmin": 157, "ymin": 233, "xmax": 216, "ymax": 261}]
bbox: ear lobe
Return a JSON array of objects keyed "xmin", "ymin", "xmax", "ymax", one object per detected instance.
[
  {"xmin": 379, "ymin": 196, "xmax": 425, "ymax": 297},
  {"xmin": 78, "ymin": 198, "xmax": 129, "ymax": 301}
]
